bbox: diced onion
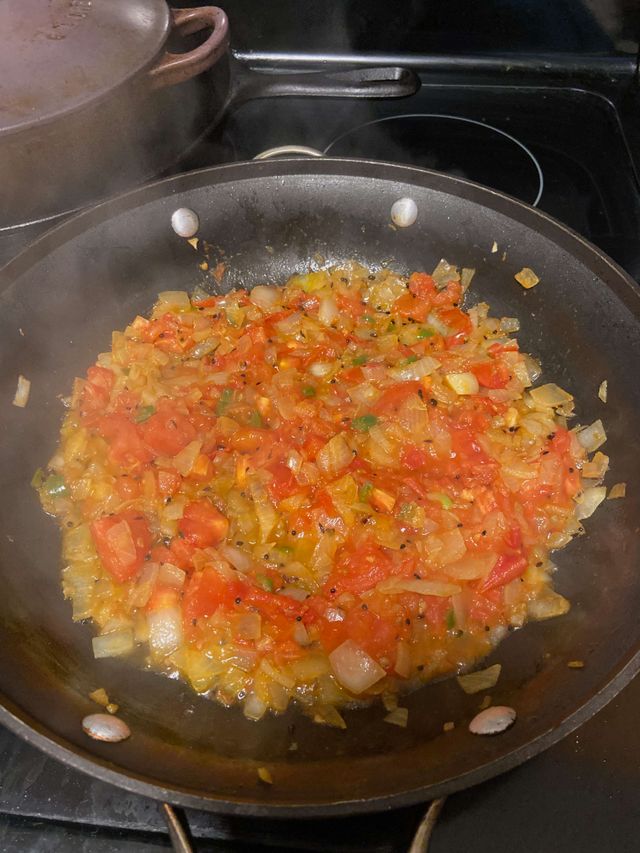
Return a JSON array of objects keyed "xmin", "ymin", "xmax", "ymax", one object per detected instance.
[
  {"xmin": 316, "ymin": 433, "xmax": 352, "ymax": 476},
  {"xmin": 218, "ymin": 543, "xmax": 252, "ymax": 572},
  {"xmin": 445, "ymin": 372, "xmax": 479, "ymax": 395},
  {"xmin": 445, "ymin": 553, "xmax": 497, "ymax": 580},
  {"xmin": 250, "ymin": 285, "xmax": 279, "ymax": 309},
  {"xmin": 577, "ymin": 420, "xmax": 607, "ymax": 453},
  {"xmin": 244, "ymin": 693, "xmax": 267, "ymax": 721},
  {"xmin": 156, "ymin": 291, "xmax": 191, "ymax": 310},
  {"xmin": 432, "ymin": 259, "xmax": 460, "ymax": 287},
  {"xmin": 608, "ymin": 482, "xmax": 626, "ymax": 500},
  {"xmin": 157, "ymin": 563, "xmax": 186, "ymax": 589},
  {"xmin": 460, "ymin": 268, "xmax": 475, "ymax": 290},
  {"xmin": 598, "ymin": 380, "xmax": 608, "ymax": 403},
  {"xmin": 575, "ymin": 485, "xmax": 607, "ymax": 520},
  {"xmin": 318, "ymin": 296, "xmax": 338, "ymax": 326},
  {"xmin": 129, "ymin": 563, "xmax": 159, "ymax": 608},
  {"xmin": 384, "ymin": 707, "xmax": 409, "ymax": 727},
  {"xmin": 12, "ymin": 375, "xmax": 31, "ymax": 408},
  {"xmin": 293, "ymin": 621, "xmax": 311, "ymax": 646},
  {"xmin": 522, "ymin": 354, "xmax": 542, "ymax": 383},
  {"xmin": 173, "ymin": 440, "xmax": 203, "ymax": 476},
  {"xmin": 582, "ymin": 451, "xmax": 609, "ymax": 479},
  {"xmin": 500, "ymin": 317, "xmax": 520, "ymax": 333},
  {"xmin": 389, "ymin": 356, "xmax": 439, "ymax": 382},
  {"xmin": 377, "ymin": 578, "xmax": 462, "ymax": 596},
  {"xmin": 309, "ymin": 361, "xmax": 333, "ymax": 377},
  {"xmin": 148, "ymin": 607, "xmax": 182, "ymax": 656},
  {"xmin": 515, "ymin": 267, "xmax": 540, "ymax": 288},
  {"xmin": 528, "ymin": 590, "xmax": 570, "ymax": 620},
  {"xmin": 234, "ymin": 612, "xmax": 262, "ymax": 641},
  {"xmin": 456, "ymin": 663, "xmax": 502, "ymax": 694},
  {"xmin": 92, "ymin": 628, "xmax": 135, "ymax": 659},
  {"xmin": 530, "ymin": 383, "xmax": 573, "ymax": 408},
  {"xmin": 279, "ymin": 586, "xmax": 308, "ymax": 602},
  {"xmin": 394, "ymin": 640, "xmax": 412, "ymax": 678},
  {"xmin": 329, "ymin": 639, "xmax": 386, "ymax": 694},
  {"xmin": 163, "ymin": 497, "xmax": 185, "ymax": 521}
]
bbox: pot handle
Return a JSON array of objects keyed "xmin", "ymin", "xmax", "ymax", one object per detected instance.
[
  {"xmin": 232, "ymin": 65, "xmax": 420, "ymax": 102},
  {"xmin": 149, "ymin": 6, "xmax": 230, "ymax": 90}
]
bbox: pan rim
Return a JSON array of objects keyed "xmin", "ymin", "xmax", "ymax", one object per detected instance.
[{"xmin": 2, "ymin": 156, "xmax": 640, "ymax": 816}]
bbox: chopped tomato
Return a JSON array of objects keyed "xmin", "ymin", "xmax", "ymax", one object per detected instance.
[
  {"xmin": 91, "ymin": 510, "xmax": 151, "ymax": 583},
  {"xmin": 401, "ymin": 445, "xmax": 429, "ymax": 470},
  {"xmin": 179, "ymin": 500, "xmax": 229, "ymax": 547},
  {"xmin": 157, "ymin": 468, "xmax": 182, "ymax": 496},
  {"xmin": 267, "ymin": 462, "xmax": 298, "ymax": 503},
  {"xmin": 183, "ymin": 568, "xmax": 245, "ymax": 625},
  {"xmin": 471, "ymin": 360, "xmax": 511, "ymax": 389},
  {"xmin": 374, "ymin": 381, "xmax": 422, "ymax": 415},
  {"xmin": 479, "ymin": 554, "xmax": 527, "ymax": 592},
  {"xmin": 393, "ymin": 292, "xmax": 430, "ymax": 323},
  {"xmin": 326, "ymin": 540, "xmax": 395, "ymax": 595},
  {"xmin": 95, "ymin": 414, "xmax": 153, "ymax": 468},
  {"xmin": 139, "ymin": 401, "xmax": 197, "ymax": 457}
]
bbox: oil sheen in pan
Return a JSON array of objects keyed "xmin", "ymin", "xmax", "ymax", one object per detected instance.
[{"xmin": 324, "ymin": 113, "xmax": 544, "ymax": 207}]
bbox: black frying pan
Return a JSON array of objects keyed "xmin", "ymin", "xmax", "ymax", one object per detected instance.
[{"xmin": 1, "ymin": 158, "xmax": 639, "ymax": 817}]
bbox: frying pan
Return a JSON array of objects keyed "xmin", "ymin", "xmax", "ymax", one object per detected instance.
[{"xmin": 1, "ymin": 158, "xmax": 639, "ymax": 817}]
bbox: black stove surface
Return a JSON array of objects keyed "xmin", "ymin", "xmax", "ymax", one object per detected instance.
[{"xmin": 3, "ymin": 75, "xmax": 640, "ymax": 851}]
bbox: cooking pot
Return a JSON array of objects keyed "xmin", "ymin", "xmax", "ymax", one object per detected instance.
[{"xmin": 0, "ymin": 0, "xmax": 418, "ymax": 227}]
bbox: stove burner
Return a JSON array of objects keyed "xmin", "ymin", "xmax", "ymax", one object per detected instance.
[{"xmin": 324, "ymin": 114, "xmax": 544, "ymax": 207}]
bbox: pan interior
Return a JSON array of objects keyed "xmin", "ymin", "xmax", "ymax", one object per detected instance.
[{"xmin": 1, "ymin": 160, "xmax": 639, "ymax": 814}]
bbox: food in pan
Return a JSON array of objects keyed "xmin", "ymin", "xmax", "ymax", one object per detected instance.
[{"xmin": 35, "ymin": 261, "xmax": 609, "ymax": 726}]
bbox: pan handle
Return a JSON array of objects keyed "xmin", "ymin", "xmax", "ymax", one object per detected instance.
[
  {"xmin": 230, "ymin": 62, "xmax": 420, "ymax": 103},
  {"xmin": 149, "ymin": 6, "xmax": 230, "ymax": 90}
]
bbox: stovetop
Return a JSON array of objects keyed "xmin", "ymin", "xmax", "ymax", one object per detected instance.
[{"xmin": 2, "ymin": 70, "xmax": 640, "ymax": 851}]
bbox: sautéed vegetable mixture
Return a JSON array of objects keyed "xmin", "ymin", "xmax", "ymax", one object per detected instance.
[{"xmin": 35, "ymin": 262, "xmax": 609, "ymax": 726}]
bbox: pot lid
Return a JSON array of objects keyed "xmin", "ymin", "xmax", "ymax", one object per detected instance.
[{"xmin": 0, "ymin": 0, "xmax": 170, "ymax": 136}]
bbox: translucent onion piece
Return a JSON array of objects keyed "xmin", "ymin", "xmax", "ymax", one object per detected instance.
[
  {"xmin": 528, "ymin": 590, "xmax": 570, "ymax": 620},
  {"xmin": 456, "ymin": 663, "xmax": 502, "ymax": 694},
  {"xmin": 384, "ymin": 707, "xmax": 409, "ymax": 727},
  {"xmin": 460, "ymin": 267, "xmax": 475, "ymax": 290},
  {"xmin": 244, "ymin": 693, "xmax": 267, "ymax": 721},
  {"xmin": 329, "ymin": 640, "xmax": 386, "ymax": 694},
  {"xmin": 316, "ymin": 433, "xmax": 352, "ymax": 476},
  {"xmin": 218, "ymin": 543, "xmax": 252, "ymax": 572},
  {"xmin": 530, "ymin": 383, "xmax": 573, "ymax": 408},
  {"xmin": 582, "ymin": 451, "xmax": 609, "ymax": 479},
  {"xmin": 598, "ymin": 380, "xmax": 608, "ymax": 403},
  {"xmin": 156, "ymin": 290, "xmax": 191, "ymax": 310},
  {"xmin": 92, "ymin": 628, "xmax": 135, "ymax": 659},
  {"xmin": 514, "ymin": 267, "xmax": 540, "ymax": 289},
  {"xmin": 389, "ymin": 356, "xmax": 440, "ymax": 382},
  {"xmin": 250, "ymin": 285, "xmax": 279, "ymax": 309},
  {"xmin": 12, "ymin": 374, "xmax": 31, "ymax": 408},
  {"xmin": 129, "ymin": 563, "xmax": 159, "ymax": 608},
  {"xmin": 445, "ymin": 372, "xmax": 480, "ymax": 395},
  {"xmin": 148, "ymin": 607, "xmax": 183, "ymax": 656},
  {"xmin": 575, "ymin": 485, "xmax": 607, "ymax": 519},
  {"xmin": 577, "ymin": 419, "xmax": 607, "ymax": 452},
  {"xmin": 173, "ymin": 440, "xmax": 203, "ymax": 476},
  {"xmin": 309, "ymin": 361, "xmax": 333, "ymax": 377},
  {"xmin": 318, "ymin": 296, "xmax": 338, "ymax": 326},
  {"xmin": 377, "ymin": 578, "xmax": 462, "ymax": 597},
  {"xmin": 432, "ymin": 259, "xmax": 460, "ymax": 288},
  {"xmin": 157, "ymin": 563, "xmax": 186, "ymax": 589},
  {"xmin": 608, "ymin": 482, "xmax": 626, "ymax": 500}
]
